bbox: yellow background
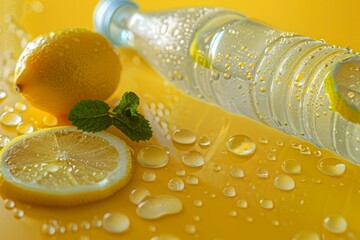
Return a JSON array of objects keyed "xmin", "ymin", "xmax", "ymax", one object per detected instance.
[{"xmin": 1, "ymin": 0, "xmax": 360, "ymax": 239}]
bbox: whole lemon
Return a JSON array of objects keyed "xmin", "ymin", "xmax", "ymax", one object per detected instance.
[{"xmin": 14, "ymin": 28, "xmax": 121, "ymax": 118}]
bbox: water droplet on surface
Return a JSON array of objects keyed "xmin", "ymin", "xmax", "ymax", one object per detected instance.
[
  {"xmin": 172, "ymin": 129, "xmax": 196, "ymax": 145},
  {"xmin": 236, "ymin": 199, "xmax": 248, "ymax": 209},
  {"xmin": 168, "ymin": 178, "xmax": 184, "ymax": 191},
  {"xmin": 267, "ymin": 153, "xmax": 276, "ymax": 161},
  {"xmin": 212, "ymin": 164, "xmax": 222, "ymax": 172},
  {"xmin": 16, "ymin": 122, "xmax": 34, "ymax": 134},
  {"xmin": 182, "ymin": 151, "xmax": 205, "ymax": 167},
  {"xmin": 129, "ymin": 188, "xmax": 151, "ymax": 205},
  {"xmin": 136, "ymin": 195, "xmax": 183, "ymax": 219},
  {"xmin": 317, "ymin": 157, "xmax": 346, "ymax": 176},
  {"xmin": 42, "ymin": 115, "xmax": 58, "ymax": 126},
  {"xmin": 226, "ymin": 135, "xmax": 256, "ymax": 156},
  {"xmin": 186, "ymin": 175, "xmax": 199, "ymax": 185},
  {"xmin": 193, "ymin": 199, "xmax": 203, "ymax": 207},
  {"xmin": 274, "ymin": 175, "xmax": 295, "ymax": 191},
  {"xmin": 230, "ymin": 167, "xmax": 245, "ymax": 178},
  {"xmin": 258, "ymin": 136, "xmax": 268, "ymax": 144},
  {"xmin": 281, "ymin": 159, "xmax": 301, "ymax": 174},
  {"xmin": 142, "ymin": 170, "xmax": 156, "ymax": 182},
  {"xmin": 0, "ymin": 135, "xmax": 10, "ymax": 148},
  {"xmin": 4, "ymin": 199, "xmax": 15, "ymax": 209},
  {"xmin": 137, "ymin": 145, "xmax": 169, "ymax": 168},
  {"xmin": 0, "ymin": 90, "xmax": 7, "ymax": 100},
  {"xmin": 151, "ymin": 234, "xmax": 181, "ymax": 240},
  {"xmin": 175, "ymin": 168, "xmax": 186, "ymax": 176},
  {"xmin": 323, "ymin": 215, "xmax": 347, "ymax": 234},
  {"xmin": 223, "ymin": 186, "xmax": 236, "ymax": 197},
  {"xmin": 0, "ymin": 112, "xmax": 21, "ymax": 126},
  {"xmin": 102, "ymin": 212, "xmax": 130, "ymax": 233},
  {"xmin": 184, "ymin": 224, "xmax": 197, "ymax": 234},
  {"xmin": 259, "ymin": 199, "xmax": 274, "ymax": 209},
  {"xmin": 41, "ymin": 223, "xmax": 56, "ymax": 236},
  {"xmin": 198, "ymin": 136, "xmax": 211, "ymax": 147},
  {"xmin": 14, "ymin": 102, "xmax": 27, "ymax": 112},
  {"xmin": 292, "ymin": 230, "xmax": 320, "ymax": 240},
  {"xmin": 256, "ymin": 167, "xmax": 269, "ymax": 179}
]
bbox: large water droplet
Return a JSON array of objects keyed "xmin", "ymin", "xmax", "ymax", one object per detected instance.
[
  {"xmin": 172, "ymin": 129, "xmax": 196, "ymax": 145},
  {"xmin": 102, "ymin": 212, "xmax": 130, "ymax": 233},
  {"xmin": 273, "ymin": 175, "xmax": 295, "ymax": 191},
  {"xmin": 226, "ymin": 135, "xmax": 256, "ymax": 156},
  {"xmin": 236, "ymin": 199, "xmax": 248, "ymax": 209},
  {"xmin": 230, "ymin": 167, "xmax": 245, "ymax": 178},
  {"xmin": 186, "ymin": 175, "xmax": 199, "ymax": 185},
  {"xmin": 0, "ymin": 112, "xmax": 21, "ymax": 126},
  {"xmin": 42, "ymin": 115, "xmax": 58, "ymax": 127},
  {"xmin": 16, "ymin": 122, "xmax": 34, "ymax": 134},
  {"xmin": 256, "ymin": 167, "xmax": 269, "ymax": 179},
  {"xmin": 223, "ymin": 186, "xmax": 236, "ymax": 197},
  {"xmin": 317, "ymin": 157, "xmax": 346, "ymax": 177},
  {"xmin": 323, "ymin": 215, "xmax": 347, "ymax": 234},
  {"xmin": 292, "ymin": 230, "xmax": 320, "ymax": 240},
  {"xmin": 168, "ymin": 178, "xmax": 184, "ymax": 191},
  {"xmin": 142, "ymin": 170, "xmax": 156, "ymax": 182},
  {"xmin": 137, "ymin": 145, "xmax": 169, "ymax": 168},
  {"xmin": 198, "ymin": 136, "xmax": 211, "ymax": 147},
  {"xmin": 136, "ymin": 195, "xmax": 183, "ymax": 219},
  {"xmin": 14, "ymin": 102, "xmax": 27, "ymax": 112},
  {"xmin": 182, "ymin": 151, "xmax": 205, "ymax": 167},
  {"xmin": 129, "ymin": 188, "xmax": 151, "ymax": 205},
  {"xmin": 281, "ymin": 159, "xmax": 301, "ymax": 174},
  {"xmin": 259, "ymin": 199, "xmax": 274, "ymax": 209}
]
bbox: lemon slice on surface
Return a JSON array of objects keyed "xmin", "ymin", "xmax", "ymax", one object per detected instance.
[
  {"xmin": 0, "ymin": 127, "xmax": 132, "ymax": 207},
  {"xmin": 325, "ymin": 55, "xmax": 360, "ymax": 124}
]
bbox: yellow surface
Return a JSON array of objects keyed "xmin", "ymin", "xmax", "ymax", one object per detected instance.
[{"xmin": 0, "ymin": 0, "xmax": 360, "ymax": 239}]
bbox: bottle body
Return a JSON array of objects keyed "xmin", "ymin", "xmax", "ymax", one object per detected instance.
[{"xmin": 94, "ymin": 0, "xmax": 360, "ymax": 164}]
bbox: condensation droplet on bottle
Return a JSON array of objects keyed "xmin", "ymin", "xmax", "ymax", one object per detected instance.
[
  {"xmin": 142, "ymin": 170, "xmax": 156, "ymax": 182},
  {"xmin": 223, "ymin": 72, "xmax": 231, "ymax": 79},
  {"xmin": 323, "ymin": 215, "xmax": 347, "ymax": 234},
  {"xmin": 16, "ymin": 122, "xmax": 34, "ymax": 134},
  {"xmin": 182, "ymin": 151, "xmax": 205, "ymax": 167},
  {"xmin": 236, "ymin": 199, "xmax": 248, "ymax": 209},
  {"xmin": 0, "ymin": 112, "xmax": 22, "ymax": 126},
  {"xmin": 281, "ymin": 159, "xmax": 301, "ymax": 174},
  {"xmin": 136, "ymin": 195, "xmax": 183, "ymax": 219},
  {"xmin": 230, "ymin": 167, "xmax": 245, "ymax": 178},
  {"xmin": 273, "ymin": 175, "xmax": 295, "ymax": 191},
  {"xmin": 172, "ymin": 129, "xmax": 196, "ymax": 145},
  {"xmin": 14, "ymin": 102, "xmax": 27, "ymax": 112},
  {"xmin": 292, "ymin": 230, "xmax": 320, "ymax": 240},
  {"xmin": 4, "ymin": 199, "xmax": 15, "ymax": 209},
  {"xmin": 176, "ymin": 168, "xmax": 186, "ymax": 176},
  {"xmin": 184, "ymin": 224, "xmax": 196, "ymax": 234},
  {"xmin": 198, "ymin": 136, "xmax": 211, "ymax": 147},
  {"xmin": 41, "ymin": 223, "xmax": 56, "ymax": 236},
  {"xmin": 0, "ymin": 90, "xmax": 7, "ymax": 100},
  {"xmin": 226, "ymin": 135, "xmax": 256, "ymax": 156},
  {"xmin": 0, "ymin": 135, "xmax": 10, "ymax": 148},
  {"xmin": 256, "ymin": 167, "xmax": 269, "ymax": 179},
  {"xmin": 317, "ymin": 157, "xmax": 346, "ymax": 177},
  {"xmin": 168, "ymin": 178, "xmax": 184, "ymax": 191},
  {"xmin": 42, "ymin": 115, "xmax": 58, "ymax": 127},
  {"xmin": 137, "ymin": 145, "xmax": 169, "ymax": 168},
  {"xmin": 223, "ymin": 186, "xmax": 236, "ymax": 197},
  {"xmin": 258, "ymin": 136, "xmax": 268, "ymax": 144},
  {"xmin": 129, "ymin": 188, "xmax": 151, "ymax": 205},
  {"xmin": 193, "ymin": 199, "xmax": 203, "ymax": 207},
  {"xmin": 267, "ymin": 153, "xmax": 277, "ymax": 161},
  {"xmin": 211, "ymin": 70, "xmax": 220, "ymax": 80},
  {"xmin": 259, "ymin": 199, "xmax": 273, "ymax": 209},
  {"xmin": 102, "ymin": 212, "xmax": 130, "ymax": 233},
  {"xmin": 186, "ymin": 175, "xmax": 199, "ymax": 185}
]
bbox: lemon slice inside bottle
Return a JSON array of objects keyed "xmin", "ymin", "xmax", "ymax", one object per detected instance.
[
  {"xmin": 0, "ymin": 127, "xmax": 132, "ymax": 207},
  {"xmin": 325, "ymin": 55, "xmax": 360, "ymax": 124}
]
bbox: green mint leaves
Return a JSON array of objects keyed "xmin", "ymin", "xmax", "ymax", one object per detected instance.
[{"xmin": 68, "ymin": 92, "xmax": 152, "ymax": 142}]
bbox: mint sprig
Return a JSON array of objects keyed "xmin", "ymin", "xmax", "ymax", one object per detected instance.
[{"xmin": 68, "ymin": 92, "xmax": 152, "ymax": 142}]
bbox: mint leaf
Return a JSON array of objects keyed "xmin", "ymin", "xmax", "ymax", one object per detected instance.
[
  {"xmin": 68, "ymin": 100, "xmax": 112, "ymax": 132},
  {"xmin": 68, "ymin": 92, "xmax": 153, "ymax": 141}
]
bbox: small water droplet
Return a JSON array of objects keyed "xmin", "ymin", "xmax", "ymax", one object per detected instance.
[
  {"xmin": 258, "ymin": 137, "xmax": 268, "ymax": 144},
  {"xmin": 14, "ymin": 102, "xmax": 27, "ymax": 112},
  {"xmin": 4, "ymin": 199, "xmax": 15, "ymax": 209},
  {"xmin": 184, "ymin": 224, "xmax": 196, "ymax": 234},
  {"xmin": 186, "ymin": 175, "xmax": 199, "ymax": 185},
  {"xmin": 137, "ymin": 145, "xmax": 169, "ymax": 168},
  {"xmin": 229, "ymin": 210, "xmax": 238, "ymax": 217},
  {"xmin": 42, "ymin": 115, "xmax": 58, "ymax": 127},
  {"xmin": 193, "ymin": 199, "xmax": 203, "ymax": 207},
  {"xmin": 182, "ymin": 151, "xmax": 205, "ymax": 167},
  {"xmin": 142, "ymin": 170, "xmax": 156, "ymax": 182},
  {"xmin": 259, "ymin": 199, "xmax": 273, "ymax": 209},
  {"xmin": 129, "ymin": 188, "xmax": 151, "ymax": 205},
  {"xmin": 0, "ymin": 90, "xmax": 7, "ymax": 100},
  {"xmin": 230, "ymin": 167, "xmax": 245, "ymax": 178},
  {"xmin": 151, "ymin": 234, "xmax": 181, "ymax": 240},
  {"xmin": 236, "ymin": 199, "xmax": 248, "ymax": 209},
  {"xmin": 223, "ymin": 186, "xmax": 236, "ymax": 197},
  {"xmin": 317, "ymin": 157, "xmax": 346, "ymax": 176},
  {"xmin": 198, "ymin": 136, "xmax": 211, "ymax": 147},
  {"xmin": 0, "ymin": 112, "xmax": 21, "ymax": 126},
  {"xmin": 168, "ymin": 178, "xmax": 184, "ymax": 191},
  {"xmin": 292, "ymin": 230, "xmax": 320, "ymax": 240},
  {"xmin": 323, "ymin": 215, "xmax": 347, "ymax": 234},
  {"xmin": 267, "ymin": 153, "xmax": 276, "ymax": 161},
  {"xmin": 45, "ymin": 162, "xmax": 59, "ymax": 172},
  {"xmin": 212, "ymin": 164, "xmax": 222, "ymax": 172},
  {"xmin": 136, "ymin": 195, "xmax": 183, "ymax": 219},
  {"xmin": 256, "ymin": 167, "xmax": 269, "ymax": 179},
  {"xmin": 0, "ymin": 135, "xmax": 10, "ymax": 148},
  {"xmin": 172, "ymin": 129, "xmax": 196, "ymax": 144},
  {"xmin": 16, "ymin": 122, "xmax": 34, "ymax": 134},
  {"xmin": 274, "ymin": 175, "xmax": 295, "ymax": 191},
  {"xmin": 41, "ymin": 223, "xmax": 56, "ymax": 236},
  {"xmin": 272, "ymin": 220, "xmax": 280, "ymax": 227},
  {"xmin": 175, "ymin": 168, "xmax": 186, "ymax": 176},
  {"xmin": 296, "ymin": 72, "xmax": 305, "ymax": 81},
  {"xmin": 281, "ymin": 159, "xmax": 301, "ymax": 174},
  {"xmin": 226, "ymin": 135, "xmax": 256, "ymax": 156},
  {"xmin": 102, "ymin": 212, "xmax": 130, "ymax": 233}
]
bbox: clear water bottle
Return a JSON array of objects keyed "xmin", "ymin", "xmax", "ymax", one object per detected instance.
[{"xmin": 94, "ymin": 0, "xmax": 360, "ymax": 164}]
